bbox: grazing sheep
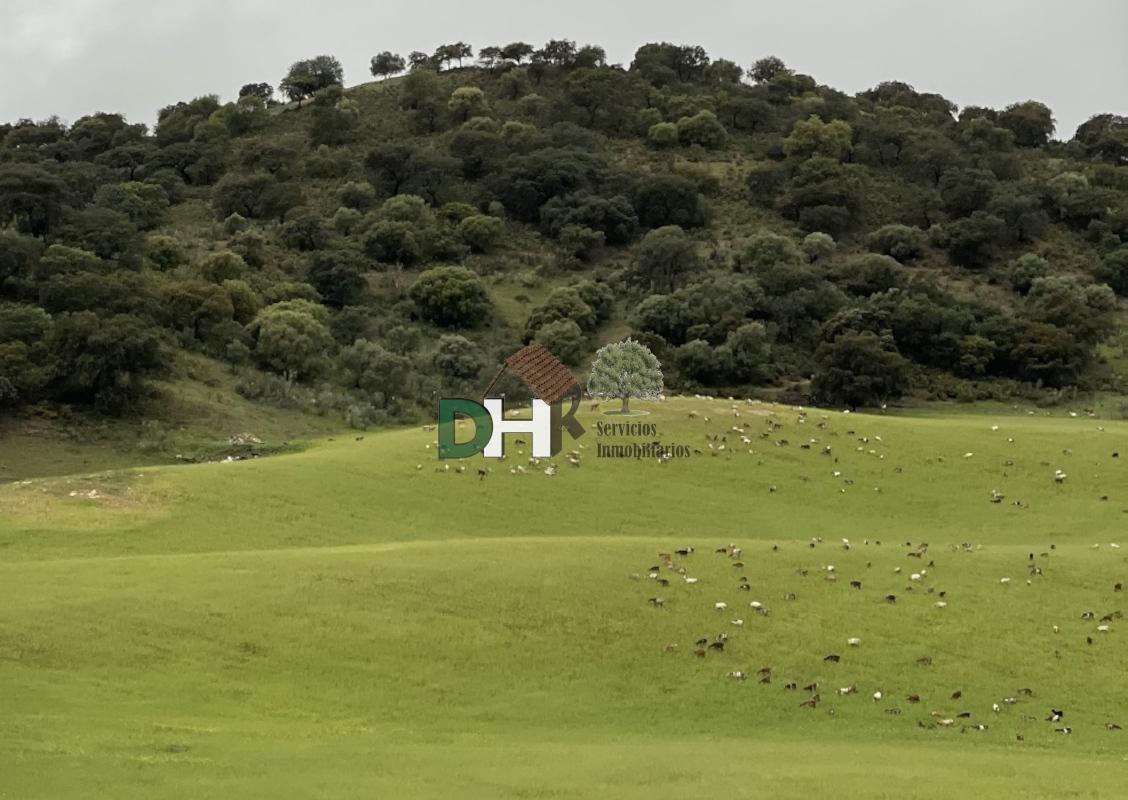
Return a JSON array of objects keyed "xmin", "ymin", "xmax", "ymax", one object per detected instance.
[
  {"xmin": 727, "ymin": 670, "xmax": 746, "ymax": 680},
  {"xmin": 647, "ymin": 597, "xmax": 664, "ymax": 608},
  {"xmin": 847, "ymin": 637, "xmax": 861, "ymax": 647},
  {"xmin": 714, "ymin": 601, "xmax": 728, "ymax": 610}
]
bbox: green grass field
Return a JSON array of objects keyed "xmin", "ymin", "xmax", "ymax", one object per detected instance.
[{"xmin": 2, "ymin": 398, "xmax": 1127, "ymax": 798}]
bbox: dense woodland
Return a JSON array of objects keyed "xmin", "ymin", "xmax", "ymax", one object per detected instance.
[{"xmin": 2, "ymin": 41, "xmax": 1128, "ymax": 423}]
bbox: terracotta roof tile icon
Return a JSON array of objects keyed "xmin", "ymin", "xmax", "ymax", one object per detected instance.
[{"xmin": 481, "ymin": 343, "xmax": 580, "ymax": 404}]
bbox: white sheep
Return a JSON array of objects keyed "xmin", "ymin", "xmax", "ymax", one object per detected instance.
[{"xmin": 714, "ymin": 601, "xmax": 728, "ymax": 611}]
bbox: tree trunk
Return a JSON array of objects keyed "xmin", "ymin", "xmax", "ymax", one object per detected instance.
[{"xmin": 621, "ymin": 395, "xmax": 630, "ymax": 414}]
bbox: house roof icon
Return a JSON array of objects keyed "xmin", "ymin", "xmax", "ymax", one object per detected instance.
[{"xmin": 480, "ymin": 343, "xmax": 580, "ymax": 404}]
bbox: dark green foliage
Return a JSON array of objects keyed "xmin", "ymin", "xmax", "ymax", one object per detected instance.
[
  {"xmin": 534, "ymin": 319, "xmax": 586, "ymax": 365},
  {"xmin": 307, "ymin": 249, "xmax": 367, "ymax": 308},
  {"xmin": 540, "ymin": 193, "xmax": 638, "ymax": 244},
  {"xmin": 632, "ymin": 176, "xmax": 707, "ymax": 229},
  {"xmin": 0, "ymin": 37, "xmax": 1124, "ymax": 421},
  {"xmin": 865, "ymin": 224, "xmax": 927, "ymax": 262},
  {"xmin": 734, "ymin": 231, "xmax": 804, "ymax": 273},
  {"xmin": 0, "ymin": 164, "xmax": 66, "ymax": 237},
  {"xmin": 49, "ymin": 312, "xmax": 165, "ymax": 412},
  {"xmin": 490, "ymin": 147, "xmax": 608, "ymax": 223},
  {"xmin": 433, "ymin": 334, "xmax": 484, "ymax": 379},
  {"xmin": 524, "ymin": 286, "xmax": 597, "ymax": 340},
  {"xmin": 457, "ymin": 214, "xmax": 504, "ymax": 253},
  {"xmin": 932, "ymin": 211, "xmax": 1006, "ymax": 267},
  {"xmin": 370, "ymin": 52, "xmax": 406, "ymax": 80},
  {"xmin": 676, "ymin": 111, "xmax": 727, "ymax": 149},
  {"xmin": 813, "ymin": 332, "xmax": 910, "ymax": 409},
  {"xmin": 409, "ymin": 266, "xmax": 490, "ymax": 327},
  {"xmin": 1096, "ymin": 247, "xmax": 1128, "ymax": 296},
  {"xmin": 280, "ymin": 56, "xmax": 345, "ymax": 103},
  {"xmin": 998, "ymin": 101, "xmax": 1055, "ymax": 147},
  {"xmin": 634, "ymin": 225, "xmax": 701, "ymax": 292}
]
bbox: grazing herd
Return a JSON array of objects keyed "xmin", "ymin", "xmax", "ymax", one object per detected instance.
[{"xmin": 639, "ymin": 538, "xmax": 1124, "ymax": 739}]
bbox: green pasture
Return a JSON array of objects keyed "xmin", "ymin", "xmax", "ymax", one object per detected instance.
[{"xmin": 2, "ymin": 398, "xmax": 1127, "ymax": 797}]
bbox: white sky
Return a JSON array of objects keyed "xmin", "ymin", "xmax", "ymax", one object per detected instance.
[{"xmin": 1, "ymin": 0, "xmax": 1125, "ymax": 138}]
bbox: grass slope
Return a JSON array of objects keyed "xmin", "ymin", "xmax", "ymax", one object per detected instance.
[{"xmin": 1, "ymin": 399, "xmax": 1127, "ymax": 798}]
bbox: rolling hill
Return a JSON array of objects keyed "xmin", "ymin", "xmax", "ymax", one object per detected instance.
[{"xmin": 2, "ymin": 397, "xmax": 1126, "ymax": 798}]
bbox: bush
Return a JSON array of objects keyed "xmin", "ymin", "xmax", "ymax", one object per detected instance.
[
  {"xmin": 632, "ymin": 175, "xmax": 707, "ymax": 229},
  {"xmin": 364, "ymin": 220, "xmax": 423, "ymax": 265},
  {"xmin": 866, "ymin": 224, "xmax": 928, "ymax": 262},
  {"xmin": 524, "ymin": 286, "xmax": 596, "ymax": 338},
  {"xmin": 734, "ymin": 231, "xmax": 804, "ymax": 272},
  {"xmin": 647, "ymin": 122, "xmax": 679, "ymax": 148},
  {"xmin": 433, "ymin": 334, "xmax": 485, "ymax": 379},
  {"xmin": 676, "ymin": 111, "xmax": 727, "ymax": 149},
  {"xmin": 409, "ymin": 266, "xmax": 491, "ymax": 327},
  {"xmin": 199, "ymin": 250, "xmax": 247, "ymax": 283},
  {"xmin": 801, "ymin": 232, "xmax": 836, "ymax": 262},
  {"xmin": 534, "ymin": 319, "xmax": 586, "ymax": 365},
  {"xmin": 457, "ymin": 214, "xmax": 504, "ymax": 253},
  {"xmin": 146, "ymin": 235, "xmax": 186, "ymax": 271}
]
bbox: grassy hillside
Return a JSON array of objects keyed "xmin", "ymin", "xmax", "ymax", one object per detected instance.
[{"xmin": 2, "ymin": 398, "xmax": 1127, "ymax": 797}]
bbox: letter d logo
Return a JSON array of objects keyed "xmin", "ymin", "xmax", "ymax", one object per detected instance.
[{"xmin": 437, "ymin": 399, "xmax": 493, "ymax": 459}]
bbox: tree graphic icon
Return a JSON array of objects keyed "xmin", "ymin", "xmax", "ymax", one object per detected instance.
[{"xmin": 587, "ymin": 338, "xmax": 663, "ymax": 414}]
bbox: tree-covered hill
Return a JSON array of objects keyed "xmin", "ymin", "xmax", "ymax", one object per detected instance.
[{"xmin": 2, "ymin": 41, "xmax": 1127, "ymax": 426}]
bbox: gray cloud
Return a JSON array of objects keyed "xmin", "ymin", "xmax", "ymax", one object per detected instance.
[{"xmin": 1, "ymin": 0, "xmax": 1124, "ymax": 137}]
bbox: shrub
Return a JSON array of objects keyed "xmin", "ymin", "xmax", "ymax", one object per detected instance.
[
  {"xmin": 457, "ymin": 214, "xmax": 504, "ymax": 253},
  {"xmin": 647, "ymin": 122, "xmax": 679, "ymax": 148},
  {"xmin": 409, "ymin": 266, "xmax": 491, "ymax": 327},
  {"xmin": 866, "ymin": 224, "xmax": 928, "ymax": 262},
  {"xmin": 534, "ymin": 319, "xmax": 586, "ymax": 365},
  {"xmin": 801, "ymin": 231, "xmax": 836, "ymax": 262}
]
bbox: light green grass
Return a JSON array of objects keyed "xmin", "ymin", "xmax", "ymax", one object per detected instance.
[{"xmin": 2, "ymin": 398, "xmax": 1127, "ymax": 797}]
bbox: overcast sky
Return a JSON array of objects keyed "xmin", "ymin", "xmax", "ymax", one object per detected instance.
[{"xmin": 1, "ymin": 0, "xmax": 1124, "ymax": 138}]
